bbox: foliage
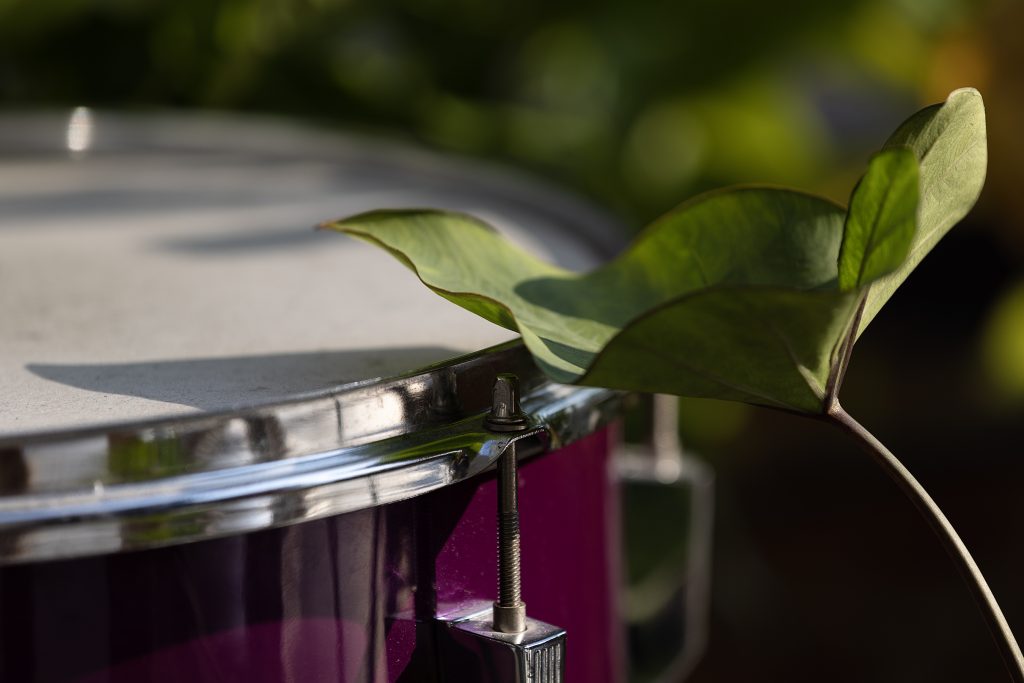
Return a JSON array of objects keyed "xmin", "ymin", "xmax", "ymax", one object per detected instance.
[
  {"xmin": 0, "ymin": 0, "xmax": 983, "ymax": 221},
  {"xmin": 323, "ymin": 88, "xmax": 986, "ymax": 414},
  {"xmin": 323, "ymin": 90, "xmax": 1024, "ymax": 679}
]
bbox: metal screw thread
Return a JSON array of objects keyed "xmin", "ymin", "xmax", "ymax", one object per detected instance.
[
  {"xmin": 497, "ymin": 443, "xmax": 522, "ymax": 607},
  {"xmin": 487, "ymin": 374, "xmax": 528, "ymax": 633}
]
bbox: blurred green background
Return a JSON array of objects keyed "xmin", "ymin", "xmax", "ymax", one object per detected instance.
[{"xmin": 4, "ymin": 0, "xmax": 1024, "ymax": 680}]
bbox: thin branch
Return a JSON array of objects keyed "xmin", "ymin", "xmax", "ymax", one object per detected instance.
[{"xmin": 827, "ymin": 404, "xmax": 1024, "ymax": 682}]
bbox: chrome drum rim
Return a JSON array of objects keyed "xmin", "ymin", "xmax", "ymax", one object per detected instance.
[{"xmin": 0, "ymin": 341, "xmax": 622, "ymax": 564}]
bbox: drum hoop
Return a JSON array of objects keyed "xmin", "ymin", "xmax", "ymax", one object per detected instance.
[{"xmin": 0, "ymin": 341, "xmax": 622, "ymax": 564}]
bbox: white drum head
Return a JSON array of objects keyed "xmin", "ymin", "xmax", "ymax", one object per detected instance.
[{"xmin": 0, "ymin": 111, "xmax": 621, "ymax": 437}]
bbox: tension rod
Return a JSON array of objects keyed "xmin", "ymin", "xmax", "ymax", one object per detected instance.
[{"xmin": 485, "ymin": 373, "xmax": 529, "ymax": 634}]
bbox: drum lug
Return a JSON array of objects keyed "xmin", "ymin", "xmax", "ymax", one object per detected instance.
[
  {"xmin": 431, "ymin": 374, "xmax": 567, "ymax": 681},
  {"xmin": 615, "ymin": 394, "xmax": 715, "ymax": 681},
  {"xmin": 435, "ymin": 601, "xmax": 567, "ymax": 683}
]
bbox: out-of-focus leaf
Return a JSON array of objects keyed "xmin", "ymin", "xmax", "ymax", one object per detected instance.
[
  {"xmin": 859, "ymin": 87, "xmax": 987, "ymax": 334},
  {"xmin": 981, "ymin": 281, "xmax": 1024, "ymax": 401},
  {"xmin": 838, "ymin": 147, "xmax": 919, "ymax": 291}
]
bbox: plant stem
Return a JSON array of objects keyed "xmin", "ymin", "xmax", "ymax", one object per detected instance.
[
  {"xmin": 824, "ymin": 295, "xmax": 867, "ymax": 408},
  {"xmin": 827, "ymin": 404, "xmax": 1024, "ymax": 682}
]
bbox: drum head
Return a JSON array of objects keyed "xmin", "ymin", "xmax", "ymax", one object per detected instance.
[{"xmin": 0, "ymin": 110, "xmax": 622, "ymax": 437}]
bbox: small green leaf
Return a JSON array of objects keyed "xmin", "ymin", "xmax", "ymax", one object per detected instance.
[
  {"xmin": 858, "ymin": 87, "xmax": 987, "ymax": 334},
  {"xmin": 838, "ymin": 147, "xmax": 919, "ymax": 292}
]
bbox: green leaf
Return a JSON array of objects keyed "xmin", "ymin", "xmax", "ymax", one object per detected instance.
[
  {"xmin": 579, "ymin": 286, "xmax": 859, "ymax": 412},
  {"xmin": 838, "ymin": 147, "xmax": 919, "ymax": 292},
  {"xmin": 858, "ymin": 87, "xmax": 987, "ymax": 334},
  {"xmin": 322, "ymin": 89, "xmax": 987, "ymax": 415},
  {"xmin": 327, "ymin": 189, "xmax": 858, "ymax": 413}
]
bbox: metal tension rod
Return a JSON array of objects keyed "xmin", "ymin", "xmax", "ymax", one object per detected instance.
[
  {"xmin": 485, "ymin": 373, "xmax": 529, "ymax": 634},
  {"xmin": 432, "ymin": 373, "xmax": 567, "ymax": 681}
]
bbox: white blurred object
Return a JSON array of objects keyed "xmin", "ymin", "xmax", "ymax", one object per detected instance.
[{"xmin": 65, "ymin": 106, "xmax": 93, "ymax": 155}]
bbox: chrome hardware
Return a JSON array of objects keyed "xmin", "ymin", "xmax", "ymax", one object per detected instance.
[
  {"xmin": 0, "ymin": 343, "xmax": 623, "ymax": 565},
  {"xmin": 485, "ymin": 373, "xmax": 530, "ymax": 433},
  {"xmin": 486, "ymin": 374, "xmax": 529, "ymax": 633},
  {"xmin": 616, "ymin": 394, "xmax": 714, "ymax": 682},
  {"xmin": 431, "ymin": 374, "xmax": 570, "ymax": 680},
  {"xmin": 436, "ymin": 602, "xmax": 566, "ymax": 683}
]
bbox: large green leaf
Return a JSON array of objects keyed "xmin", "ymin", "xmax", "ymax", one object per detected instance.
[
  {"xmin": 858, "ymin": 87, "xmax": 987, "ymax": 334},
  {"xmin": 322, "ymin": 90, "xmax": 986, "ymax": 414},
  {"xmin": 329, "ymin": 189, "xmax": 857, "ymax": 413}
]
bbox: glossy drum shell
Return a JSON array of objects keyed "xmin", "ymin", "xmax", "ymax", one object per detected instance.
[{"xmin": 0, "ymin": 428, "xmax": 623, "ymax": 682}]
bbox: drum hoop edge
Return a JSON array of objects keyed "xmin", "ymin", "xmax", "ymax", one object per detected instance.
[{"xmin": 0, "ymin": 341, "xmax": 624, "ymax": 564}]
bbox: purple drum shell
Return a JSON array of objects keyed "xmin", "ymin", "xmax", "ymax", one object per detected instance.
[{"xmin": 0, "ymin": 427, "xmax": 623, "ymax": 682}]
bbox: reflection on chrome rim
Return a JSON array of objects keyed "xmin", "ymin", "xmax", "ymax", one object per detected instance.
[{"xmin": 0, "ymin": 342, "xmax": 622, "ymax": 564}]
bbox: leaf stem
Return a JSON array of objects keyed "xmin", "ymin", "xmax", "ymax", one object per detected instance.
[
  {"xmin": 824, "ymin": 294, "xmax": 867, "ymax": 410},
  {"xmin": 827, "ymin": 404, "xmax": 1024, "ymax": 682}
]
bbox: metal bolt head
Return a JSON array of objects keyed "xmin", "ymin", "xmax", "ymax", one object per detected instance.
[{"xmin": 485, "ymin": 373, "xmax": 528, "ymax": 432}]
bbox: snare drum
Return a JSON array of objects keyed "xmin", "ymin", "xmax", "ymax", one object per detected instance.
[{"xmin": 0, "ymin": 111, "xmax": 627, "ymax": 682}]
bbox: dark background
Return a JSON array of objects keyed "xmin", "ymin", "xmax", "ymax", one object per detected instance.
[{"xmin": 3, "ymin": 0, "xmax": 1024, "ymax": 680}]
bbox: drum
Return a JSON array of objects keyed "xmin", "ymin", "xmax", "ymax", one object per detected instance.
[{"xmin": 0, "ymin": 110, "xmax": 628, "ymax": 682}]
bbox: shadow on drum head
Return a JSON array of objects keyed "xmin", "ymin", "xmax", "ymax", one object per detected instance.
[
  {"xmin": 27, "ymin": 347, "xmax": 458, "ymax": 411},
  {"xmin": 155, "ymin": 226, "xmax": 330, "ymax": 254}
]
